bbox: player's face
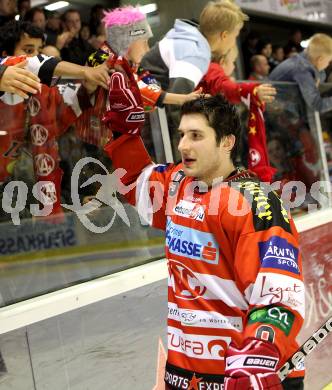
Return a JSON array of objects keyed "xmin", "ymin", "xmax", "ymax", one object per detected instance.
[
  {"xmin": 14, "ymin": 33, "xmax": 43, "ymax": 57},
  {"xmin": 178, "ymin": 113, "xmax": 234, "ymax": 185},
  {"xmin": 126, "ymin": 39, "xmax": 149, "ymax": 64}
]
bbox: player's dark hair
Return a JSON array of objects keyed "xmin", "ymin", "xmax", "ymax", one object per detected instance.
[
  {"xmin": 0, "ymin": 20, "xmax": 44, "ymax": 55},
  {"xmin": 180, "ymin": 94, "xmax": 241, "ymax": 162}
]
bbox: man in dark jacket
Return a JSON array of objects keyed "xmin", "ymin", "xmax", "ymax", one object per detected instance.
[{"xmin": 269, "ymin": 33, "xmax": 332, "ymax": 114}]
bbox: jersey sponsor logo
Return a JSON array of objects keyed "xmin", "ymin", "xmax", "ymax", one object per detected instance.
[
  {"xmin": 166, "ymin": 220, "xmax": 219, "ymax": 264},
  {"xmin": 259, "ymin": 236, "xmax": 300, "ymax": 274},
  {"xmin": 250, "ymin": 273, "xmax": 305, "ymax": 317},
  {"xmin": 168, "ymin": 302, "xmax": 243, "ymax": 331},
  {"xmin": 173, "ymin": 200, "xmax": 205, "ymax": 222},
  {"xmin": 168, "ymin": 326, "xmax": 230, "ymax": 360},
  {"xmin": 168, "ymin": 260, "xmax": 248, "ymax": 309},
  {"xmin": 249, "ymin": 306, "xmax": 295, "ymax": 336},
  {"xmin": 235, "ymin": 181, "xmax": 291, "ymax": 233},
  {"xmin": 34, "ymin": 153, "xmax": 55, "ymax": 176},
  {"xmin": 164, "ymin": 371, "xmax": 224, "ymax": 389},
  {"xmin": 168, "ymin": 260, "xmax": 207, "ymax": 300},
  {"xmin": 30, "ymin": 124, "xmax": 49, "ymax": 146}
]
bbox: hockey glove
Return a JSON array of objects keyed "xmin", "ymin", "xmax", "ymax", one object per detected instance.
[
  {"xmin": 102, "ymin": 70, "xmax": 145, "ymax": 135},
  {"xmin": 224, "ymin": 338, "xmax": 282, "ymax": 390}
]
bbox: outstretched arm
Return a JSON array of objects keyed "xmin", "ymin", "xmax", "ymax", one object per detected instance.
[
  {"xmin": 54, "ymin": 61, "xmax": 110, "ymax": 90},
  {"xmin": 0, "ymin": 60, "xmax": 41, "ymax": 98}
]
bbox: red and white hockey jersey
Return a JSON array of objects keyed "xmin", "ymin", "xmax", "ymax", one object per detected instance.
[
  {"xmin": 105, "ymin": 134, "xmax": 305, "ymax": 387},
  {"xmin": 0, "ymin": 55, "xmax": 90, "ymax": 219}
]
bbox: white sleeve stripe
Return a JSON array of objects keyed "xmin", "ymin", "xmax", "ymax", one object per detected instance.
[{"xmin": 135, "ymin": 163, "xmax": 160, "ymax": 226}]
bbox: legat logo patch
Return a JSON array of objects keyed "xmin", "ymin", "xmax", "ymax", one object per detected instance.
[{"xmin": 259, "ymin": 236, "xmax": 300, "ymax": 274}]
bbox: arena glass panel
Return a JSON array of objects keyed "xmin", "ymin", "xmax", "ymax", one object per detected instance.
[
  {"xmin": 0, "ymin": 79, "xmax": 164, "ymax": 307},
  {"xmin": 0, "ymin": 80, "xmax": 330, "ymax": 306}
]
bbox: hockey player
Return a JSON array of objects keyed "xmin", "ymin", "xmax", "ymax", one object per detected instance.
[{"xmin": 101, "ymin": 69, "xmax": 305, "ymax": 389}]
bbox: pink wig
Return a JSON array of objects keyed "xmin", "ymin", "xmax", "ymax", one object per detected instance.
[{"xmin": 103, "ymin": 6, "xmax": 146, "ymax": 27}]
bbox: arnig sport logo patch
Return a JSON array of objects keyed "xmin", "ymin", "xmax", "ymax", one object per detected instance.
[{"xmin": 259, "ymin": 236, "xmax": 299, "ymax": 274}]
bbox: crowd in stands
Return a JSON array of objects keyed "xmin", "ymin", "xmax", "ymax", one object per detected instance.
[
  {"xmin": 242, "ymin": 29, "xmax": 305, "ymax": 80},
  {"xmin": 0, "ymin": 0, "xmax": 114, "ymax": 64}
]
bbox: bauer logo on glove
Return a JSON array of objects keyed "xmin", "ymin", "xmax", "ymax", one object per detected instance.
[{"xmin": 102, "ymin": 71, "xmax": 145, "ymax": 135}]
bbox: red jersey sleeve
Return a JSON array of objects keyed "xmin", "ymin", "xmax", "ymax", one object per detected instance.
[{"xmin": 104, "ymin": 134, "xmax": 179, "ymax": 230}]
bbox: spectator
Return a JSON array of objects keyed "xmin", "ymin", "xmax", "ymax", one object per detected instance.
[
  {"xmin": 141, "ymin": 0, "xmax": 248, "ymax": 150},
  {"xmin": 197, "ymin": 45, "xmax": 277, "ymax": 181},
  {"xmin": 17, "ymin": 0, "xmax": 30, "ymax": 19},
  {"xmin": 0, "ymin": 20, "xmax": 110, "ymax": 221},
  {"xmin": 44, "ymin": 10, "xmax": 61, "ymax": 46},
  {"xmin": 269, "ymin": 44, "xmax": 284, "ymax": 71},
  {"xmin": 242, "ymin": 30, "xmax": 259, "ymax": 76},
  {"xmin": 0, "ymin": 20, "xmax": 44, "ymax": 56},
  {"xmin": 270, "ymin": 33, "xmax": 332, "ymax": 114},
  {"xmin": 248, "ymin": 54, "xmax": 270, "ymax": 80},
  {"xmin": 89, "ymin": 5, "xmax": 107, "ymax": 50},
  {"xmin": 60, "ymin": 9, "xmax": 94, "ymax": 65},
  {"xmin": 89, "ymin": 4, "xmax": 106, "ymax": 36},
  {"xmin": 80, "ymin": 22, "xmax": 91, "ymax": 42},
  {"xmin": 256, "ymin": 38, "xmax": 272, "ymax": 59},
  {"xmin": 0, "ymin": 0, "xmax": 16, "ymax": 26},
  {"xmin": 284, "ymin": 28, "xmax": 303, "ymax": 58},
  {"xmin": 41, "ymin": 44, "xmax": 61, "ymax": 59},
  {"xmin": 24, "ymin": 6, "xmax": 62, "ymax": 53},
  {"xmin": 24, "ymin": 7, "xmax": 46, "ymax": 31}
]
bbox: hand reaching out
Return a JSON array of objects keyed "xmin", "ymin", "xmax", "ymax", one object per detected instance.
[
  {"xmin": 256, "ymin": 83, "xmax": 277, "ymax": 104},
  {"xmin": 83, "ymin": 62, "xmax": 111, "ymax": 90},
  {"xmin": 0, "ymin": 60, "xmax": 41, "ymax": 99}
]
